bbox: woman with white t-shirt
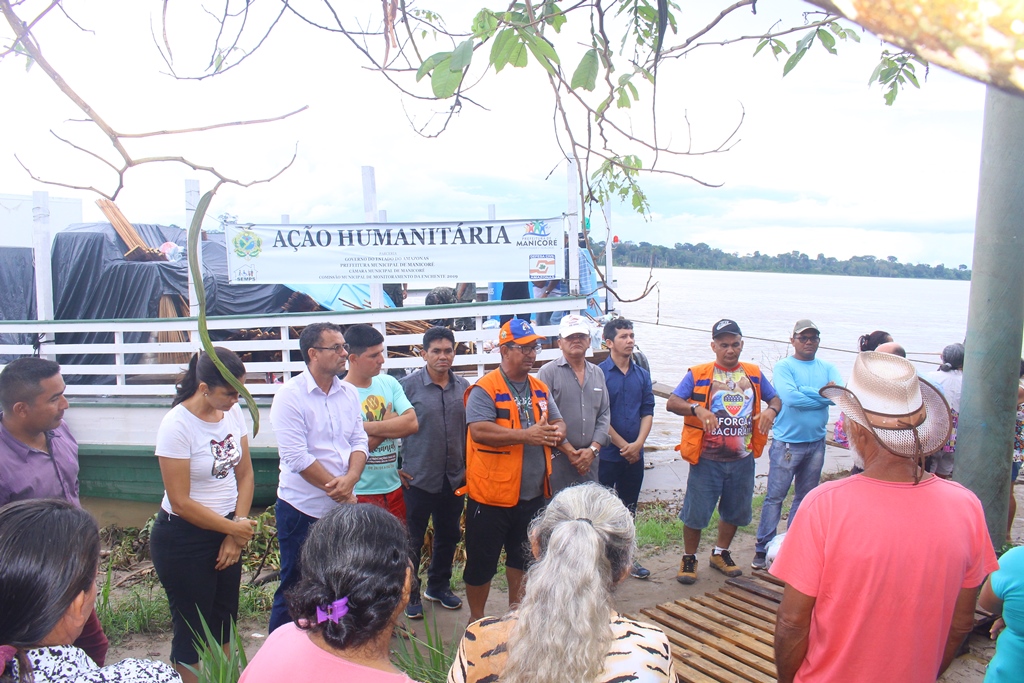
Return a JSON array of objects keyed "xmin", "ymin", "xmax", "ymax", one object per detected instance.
[{"xmin": 150, "ymin": 348, "xmax": 255, "ymax": 683}]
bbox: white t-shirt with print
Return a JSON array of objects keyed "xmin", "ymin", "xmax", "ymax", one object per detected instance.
[{"xmin": 156, "ymin": 402, "xmax": 247, "ymax": 516}]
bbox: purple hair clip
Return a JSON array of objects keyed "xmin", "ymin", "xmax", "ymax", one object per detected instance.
[{"xmin": 316, "ymin": 597, "xmax": 349, "ymax": 624}]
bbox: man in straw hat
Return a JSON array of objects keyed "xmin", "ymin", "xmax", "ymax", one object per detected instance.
[{"xmin": 771, "ymin": 351, "xmax": 999, "ymax": 683}]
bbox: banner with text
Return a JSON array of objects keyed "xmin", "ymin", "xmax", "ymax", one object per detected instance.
[{"xmin": 224, "ymin": 218, "xmax": 565, "ymax": 284}]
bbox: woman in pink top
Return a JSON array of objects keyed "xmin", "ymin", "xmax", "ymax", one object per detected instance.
[{"xmin": 239, "ymin": 504, "xmax": 416, "ymax": 683}]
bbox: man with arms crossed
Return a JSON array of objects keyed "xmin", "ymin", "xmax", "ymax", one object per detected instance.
[
  {"xmin": 399, "ymin": 326, "xmax": 470, "ymax": 617},
  {"xmin": 537, "ymin": 314, "xmax": 609, "ymax": 494},
  {"xmin": 666, "ymin": 319, "xmax": 781, "ymax": 585},
  {"xmin": 598, "ymin": 317, "xmax": 655, "ymax": 579},
  {"xmin": 771, "ymin": 352, "xmax": 997, "ymax": 682},
  {"xmin": 0, "ymin": 357, "xmax": 108, "ymax": 664},
  {"xmin": 268, "ymin": 322, "xmax": 369, "ymax": 632},
  {"xmin": 342, "ymin": 324, "xmax": 418, "ymax": 519},
  {"xmin": 752, "ymin": 319, "xmax": 842, "ymax": 570},
  {"xmin": 461, "ymin": 319, "xmax": 566, "ymax": 621}
]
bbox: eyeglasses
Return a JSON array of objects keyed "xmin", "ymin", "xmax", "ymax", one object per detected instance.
[
  {"xmin": 509, "ymin": 343, "xmax": 543, "ymax": 354},
  {"xmin": 313, "ymin": 344, "xmax": 349, "ymax": 354},
  {"xmin": 794, "ymin": 336, "xmax": 820, "ymax": 344}
]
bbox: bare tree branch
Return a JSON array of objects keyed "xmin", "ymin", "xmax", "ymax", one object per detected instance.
[{"xmin": 118, "ymin": 106, "xmax": 309, "ymax": 139}]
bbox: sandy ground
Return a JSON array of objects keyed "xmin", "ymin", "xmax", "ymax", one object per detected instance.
[{"xmin": 108, "ymin": 446, "xmax": 1021, "ymax": 681}]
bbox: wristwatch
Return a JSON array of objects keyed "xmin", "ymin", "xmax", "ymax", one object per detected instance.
[{"xmin": 590, "ymin": 445, "xmax": 600, "ymax": 456}]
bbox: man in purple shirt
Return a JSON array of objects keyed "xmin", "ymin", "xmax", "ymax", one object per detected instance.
[{"xmin": 0, "ymin": 357, "xmax": 108, "ymax": 664}]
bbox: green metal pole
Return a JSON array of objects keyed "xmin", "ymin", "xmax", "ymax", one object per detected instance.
[{"xmin": 954, "ymin": 87, "xmax": 1024, "ymax": 551}]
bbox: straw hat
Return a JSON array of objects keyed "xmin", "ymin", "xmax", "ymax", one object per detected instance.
[{"xmin": 820, "ymin": 351, "xmax": 952, "ymax": 459}]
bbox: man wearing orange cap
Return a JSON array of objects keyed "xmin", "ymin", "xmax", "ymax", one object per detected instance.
[{"xmin": 460, "ymin": 318, "xmax": 566, "ymax": 621}]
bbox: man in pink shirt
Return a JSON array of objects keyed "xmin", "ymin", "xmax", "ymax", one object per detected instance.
[{"xmin": 771, "ymin": 351, "xmax": 999, "ymax": 683}]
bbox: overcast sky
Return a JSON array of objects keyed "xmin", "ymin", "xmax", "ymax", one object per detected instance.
[{"xmin": 0, "ymin": 0, "xmax": 986, "ymax": 268}]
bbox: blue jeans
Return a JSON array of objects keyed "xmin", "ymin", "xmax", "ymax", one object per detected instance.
[
  {"xmin": 268, "ymin": 498, "xmax": 319, "ymax": 633},
  {"xmin": 755, "ymin": 438, "xmax": 826, "ymax": 553}
]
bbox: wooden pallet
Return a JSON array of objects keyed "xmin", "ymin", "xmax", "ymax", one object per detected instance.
[{"xmin": 632, "ymin": 569, "xmax": 993, "ymax": 682}]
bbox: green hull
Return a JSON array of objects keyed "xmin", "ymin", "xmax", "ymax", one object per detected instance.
[{"xmin": 77, "ymin": 444, "xmax": 280, "ymax": 507}]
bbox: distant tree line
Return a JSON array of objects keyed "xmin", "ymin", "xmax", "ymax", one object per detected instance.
[{"xmin": 600, "ymin": 241, "xmax": 971, "ymax": 280}]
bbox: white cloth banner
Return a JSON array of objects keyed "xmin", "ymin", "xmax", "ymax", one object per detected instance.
[{"xmin": 224, "ymin": 218, "xmax": 565, "ymax": 284}]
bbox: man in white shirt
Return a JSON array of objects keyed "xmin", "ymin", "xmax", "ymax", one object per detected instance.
[{"xmin": 267, "ymin": 322, "xmax": 369, "ymax": 632}]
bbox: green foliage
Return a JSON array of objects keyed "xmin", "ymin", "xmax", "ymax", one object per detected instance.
[
  {"xmin": 391, "ymin": 611, "xmax": 460, "ymax": 683},
  {"xmin": 589, "ymin": 156, "xmax": 649, "ymax": 216},
  {"xmin": 184, "ymin": 615, "xmax": 248, "ymax": 683},
  {"xmin": 96, "ymin": 562, "xmax": 173, "ymax": 646},
  {"xmin": 775, "ymin": 21, "xmax": 860, "ymax": 77},
  {"xmin": 609, "ymin": 242, "xmax": 971, "ymax": 280},
  {"xmin": 869, "ymin": 50, "xmax": 927, "ymax": 106},
  {"xmin": 571, "ymin": 49, "xmax": 600, "ymax": 91}
]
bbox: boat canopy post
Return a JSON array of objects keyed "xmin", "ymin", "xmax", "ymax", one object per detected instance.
[
  {"xmin": 185, "ymin": 179, "xmax": 202, "ymax": 334},
  {"xmin": 32, "ymin": 191, "xmax": 54, "ymax": 356},
  {"xmin": 603, "ymin": 200, "xmax": 616, "ymax": 314},
  {"xmin": 566, "ymin": 159, "xmax": 580, "ymax": 296},
  {"xmin": 362, "ymin": 165, "xmax": 385, "ymax": 311},
  {"xmin": 955, "ymin": 86, "xmax": 1024, "ymax": 551}
]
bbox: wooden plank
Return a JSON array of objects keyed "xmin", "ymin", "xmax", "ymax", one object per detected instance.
[
  {"xmin": 720, "ymin": 587, "xmax": 781, "ymax": 617},
  {"xmin": 687, "ymin": 597, "xmax": 776, "ymax": 644},
  {"xmin": 700, "ymin": 593, "xmax": 778, "ymax": 634},
  {"xmin": 752, "ymin": 569, "xmax": 785, "ymax": 587},
  {"xmin": 668, "ymin": 650, "xmax": 724, "ymax": 683},
  {"xmin": 703, "ymin": 592, "xmax": 778, "ymax": 626},
  {"xmin": 726, "ymin": 577, "xmax": 784, "ymax": 603},
  {"xmin": 747, "ymin": 572, "xmax": 786, "ymax": 592},
  {"xmin": 641, "ymin": 609, "xmax": 774, "ymax": 683},
  {"xmin": 642, "ymin": 607, "xmax": 776, "ymax": 680},
  {"xmin": 660, "ymin": 602, "xmax": 776, "ymax": 661}
]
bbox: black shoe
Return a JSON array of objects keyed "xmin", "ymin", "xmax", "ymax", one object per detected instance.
[
  {"xmin": 629, "ymin": 560, "xmax": 651, "ymax": 580},
  {"xmin": 404, "ymin": 592, "xmax": 423, "ymax": 619},
  {"xmin": 751, "ymin": 552, "xmax": 767, "ymax": 571},
  {"xmin": 423, "ymin": 587, "xmax": 463, "ymax": 610}
]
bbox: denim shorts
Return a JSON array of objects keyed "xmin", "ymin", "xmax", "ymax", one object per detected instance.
[
  {"xmin": 680, "ymin": 455, "xmax": 756, "ymax": 529},
  {"xmin": 1013, "ymin": 459, "xmax": 1022, "ymax": 483}
]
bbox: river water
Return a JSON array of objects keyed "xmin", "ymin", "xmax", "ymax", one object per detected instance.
[{"xmin": 611, "ymin": 266, "xmax": 972, "ymax": 450}]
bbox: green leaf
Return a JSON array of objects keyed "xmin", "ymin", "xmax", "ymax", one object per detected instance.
[
  {"xmin": 616, "ymin": 87, "xmax": 631, "ymax": 108},
  {"xmin": 545, "ymin": 2, "xmax": 567, "ymax": 32},
  {"xmin": 846, "ymin": 28, "xmax": 861, "ymax": 43},
  {"xmin": 430, "ymin": 56, "xmax": 462, "ymax": 97},
  {"xmin": 527, "ymin": 33, "xmax": 559, "ymax": 64},
  {"xmin": 884, "ymin": 87, "xmax": 898, "ymax": 106},
  {"xmin": 796, "ymin": 28, "xmax": 816, "ymax": 52},
  {"xmin": 626, "ymin": 80, "xmax": 639, "ymax": 100},
  {"xmin": 489, "ymin": 28, "xmax": 517, "ymax": 72},
  {"xmin": 570, "ymin": 49, "xmax": 599, "ymax": 91},
  {"xmin": 782, "ymin": 47, "xmax": 807, "ymax": 77},
  {"xmin": 596, "ymin": 96, "xmax": 612, "ymax": 117},
  {"xmin": 817, "ymin": 29, "xmax": 837, "ymax": 54},
  {"xmin": 774, "ymin": 39, "xmax": 790, "ymax": 54},
  {"xmin": 472, "ymin": 10, "xmax": 499, "ymax": 40},
  {"xmin": 905, "ymin": 70, "xmax": 921, "ymax": 88},
  {"xmin": 753, "ymin": 38, "xmax": 769, "ymax": 57},
  {"xmin": 829, "ymin": 22, "xmax": 842, "ymax": 35},
  {"xmin": 416, "ymin": 51, "xmax": 449, "ymax": 81},
  {"xmin": 450, "ymin": 39, "xmax": 474, "ymax": 71},
  {"xmin": 508, "ymin": 39, "xmax": 529, "ymax": 68},
  {"xmin": 879, "ymin": 66, "xmax": 897, "ymax": 82},
  {"xmin": 868, "ymin": 59, "xmax": 885, "ymax": 85}
]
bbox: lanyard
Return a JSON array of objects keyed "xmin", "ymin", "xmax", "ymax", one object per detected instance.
[{"xmin": 500, "ymin": 368, "xmax": 533, "ymax": 425}]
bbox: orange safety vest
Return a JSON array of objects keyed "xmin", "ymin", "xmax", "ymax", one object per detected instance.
[
  {"xmin": 674, "ymin": 361, "xmax": 769, "ymax": 465},
  {"xmin": 457, "ymin": 369, "xmax": 554, "ymax": 507}
]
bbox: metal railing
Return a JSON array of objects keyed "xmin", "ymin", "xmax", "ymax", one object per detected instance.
[{"xmin": 0, "ymin": 297, "xmax": 592, "ymax": 396}]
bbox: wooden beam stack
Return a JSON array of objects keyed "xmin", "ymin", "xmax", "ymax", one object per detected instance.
[{"xmin": 95, "ymin": 199, "xmax": 166, "ymax": 262}]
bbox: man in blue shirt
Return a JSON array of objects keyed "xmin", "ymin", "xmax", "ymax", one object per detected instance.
[
  {"xmin": 752, "ymin": 319, "xmax": 843, "ymax": 570},
  {"xmin": 598, "ymin": 318, "xmax": 655, "ymax": 579}
]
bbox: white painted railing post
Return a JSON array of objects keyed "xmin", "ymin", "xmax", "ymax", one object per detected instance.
[
  {"xmin": 32, "ymin": 191, "xmax": 55, "ymax": 358},
  {"xmin": 280, "ymin": 325, "xmax": 292, "ymax": 381},
  {"xmin": 362, "ymin": 166, "xmax": 385, "ymax": 311},
  {"xmin": 113, "ymin": 330, "xmax": 126, "ymax": 385},
  {"xmin": 566, "ymin": 160, "xmax": 581, "ymax": 296}
]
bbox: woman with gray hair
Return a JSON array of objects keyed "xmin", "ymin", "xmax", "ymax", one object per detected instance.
[
  {"xmin": 448, "ymin": 483, "xmax": 674, "ymax": 683},
  {"xmin": 923, "ymin": 343, "xmax": 965, "ymax": 478}
]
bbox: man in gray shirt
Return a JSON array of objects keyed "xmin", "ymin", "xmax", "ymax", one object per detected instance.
[
  {"xmin": 398, "ymin": 327, "xmax": 470, "ymax": 618},
  {"xmin": 537, "ymin": 315, "xmax": 610, "ymax": 493}
]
